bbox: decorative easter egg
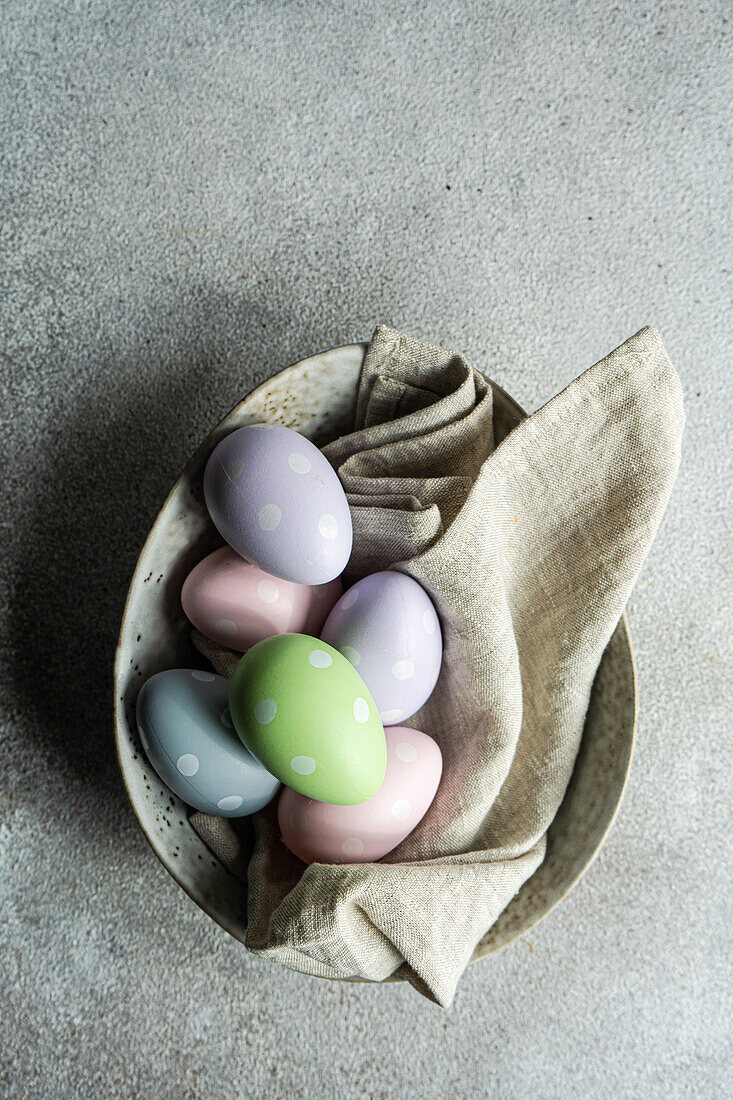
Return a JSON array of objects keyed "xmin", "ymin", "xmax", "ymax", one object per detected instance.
[
  {"xmin": 278, "ymin": 726, "xmax": 442, "ymax": 864},
  {"xmin": 320, "ymin": 571, "xmax": 443, "ymax": 725},
  {"xmin": 136, "ymin": 669, "xmax": 280, "ymax": 817},
  {"xmin": 228, "ymin": 634, "xmax": 387, "ymax": 804},
  {"xmin": 203, "ymin": 423, "xmax": 353, "ymax": 585},
  {"xmin": 181, "ymin": 546, "xmax": 342, "ymax": 651}
]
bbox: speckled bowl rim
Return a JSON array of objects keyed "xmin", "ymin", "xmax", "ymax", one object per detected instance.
[{"xmin": 114, "ymin": 343, "xmax": 637, "ymax": 978}]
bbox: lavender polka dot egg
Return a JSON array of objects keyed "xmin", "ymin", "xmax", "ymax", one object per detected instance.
[
  {"xmin": 136, "ymin": 669, "xmax": 280, "ymax": 816},
  {"xmin": 320, "ymin": 571, "xmax": 443, "ymax": 724},
  {"xmin": 203, "ymin": 423, "xmax": 353, "ymax": 585}
]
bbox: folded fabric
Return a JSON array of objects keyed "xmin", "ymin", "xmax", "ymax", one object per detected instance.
[{"xmin": 191, "ymin": 325, "xmax": 684, "ymax": 1006}]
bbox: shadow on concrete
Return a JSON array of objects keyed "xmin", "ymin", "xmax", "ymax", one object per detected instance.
[{"xmin": 8, "ymin": 286, "xmax": 342, "ymax": 826}]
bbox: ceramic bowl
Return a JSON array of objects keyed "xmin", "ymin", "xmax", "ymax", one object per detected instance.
[{"xmin": 114, "ymin": 344, "xmax": 637, "ymax": 975}]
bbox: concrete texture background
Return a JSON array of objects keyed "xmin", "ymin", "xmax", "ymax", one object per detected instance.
[{"xmin": 1, "ymin": 2, "xmax": 731, "ymax": 1096}]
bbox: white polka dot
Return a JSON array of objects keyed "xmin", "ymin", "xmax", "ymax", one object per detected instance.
[
  {"xmin": 308, "ymin": 649, "xmax": 333, "ymax": 668},
  {"xmin": 191, "ymin": 670, "xmax": 216, "ymax": 682},
  {"xmin": 380, "ymin": 708, "xmax": 403, "ymax": 724},
  {"xmin": 319, "ymin": 513, "xmax": 339, "ymax": 540},
  {"xmin": 215, "ymin": 618, "xmax": 238, "ymax": 637},
  {"xmin": 176, "ymin": 754, "xmax": 199, "ymax": 776},
  {"xmin": 220, "ymin": 709, "xmax": 233, "ymax": 729},
  {"xmin": 254, "ymin": 698, "xmax": 277, "ymax": 724},
  {"xmin": 288, "ymin": 452, "xmax": 311, "ymax": 474},
  {"xmin": 395, "ymin": 742, "xmax": 418, "ymax": 763},
  {"xmin": 392, "ymin": 799, "xmax": 412, "ymax": 821},
  {"xmin": 340, "ymin": 587, "xmax": 359, "ymax": 610},
  {"xmin": 342, "ymin": 837, "xmax": 365, "ymax": 857},
  {"xmin": 423, "ymin": 609, "xmax": 437, "ymax": 634},
  {"xmin": 257, "ymin": 579, "xmax": 280, "ymax": 604},
  {"xmin": 290, "ymin": 755, "xmax": 316, "ymax": 775},
  {"xmin": 258, "ymin": 503, "xmax": 282, "ymax": 531},
  {"xmin": 290, "ymin": 809, "xmax": 309, "ymax": 831},
  {"xmin": 217, "ymin": 795, "xmax": 243, "ymax": 812},
  {"xmin": 222, "ymin": 458, "xmax": 244, "ymax": 480},
  {"xmin": 313, "ymin": 584, "xmax": 329, "ymax": 599},
  {"xmin": 341, "ymin": 645, "xmax": 361, "ymax": 666},
  {"xmin": 391, "ymin": 660, "xmax": 415, "ymax": 680},
  {"xmin": 353, "ymin": 697, "xmax": 370, "ymax": 723}
]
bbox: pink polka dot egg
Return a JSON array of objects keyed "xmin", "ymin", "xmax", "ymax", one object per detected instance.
[
  {"xmin": 181, "ymin": 546, "xmax": 342, "ymax": 651},
  {"xmin": 203, "ymin": 423, "xmax": 353, "ymax": 585},
  {"xmin": 278, "ymin": 725, "xmax": 442, "ymax": 864}
]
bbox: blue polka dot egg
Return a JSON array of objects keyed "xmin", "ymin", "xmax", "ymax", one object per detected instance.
[{"xmin": 136, "ymin": 669, "xmax": 280, "ymax": 816}]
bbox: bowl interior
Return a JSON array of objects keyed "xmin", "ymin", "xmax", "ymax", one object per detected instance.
[{"xmin": 114, "ymin": 344, "xmax": 636, "ymax": 969}]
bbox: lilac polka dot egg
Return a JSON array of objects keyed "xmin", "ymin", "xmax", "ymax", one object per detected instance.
[
  {"xmin": 320, "ymin": 570, "xmax": 443, "ymax": 724},
  {"xmin": 203, "ymin": 423, "xmax": 353, "ymax": 585}
]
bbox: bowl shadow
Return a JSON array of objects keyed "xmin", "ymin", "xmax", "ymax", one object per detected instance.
[{"xmin": 8, "ymin": 291, "xmax": 341, "ymax": 824}]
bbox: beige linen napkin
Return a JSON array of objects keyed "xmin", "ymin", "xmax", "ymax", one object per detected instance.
[{"xmin": 191, "ymin": 325, "xmax": 683, "ymax": 1006}]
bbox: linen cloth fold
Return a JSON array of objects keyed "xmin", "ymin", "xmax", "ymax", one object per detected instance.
[{"xmin": 191, "ymin": 325, "xmax": 683, "ymax": 1006}]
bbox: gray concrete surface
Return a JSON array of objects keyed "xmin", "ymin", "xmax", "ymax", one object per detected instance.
[{"xmin": 1, "ymin": 2, "xmax": 731, "ymax": 1097}]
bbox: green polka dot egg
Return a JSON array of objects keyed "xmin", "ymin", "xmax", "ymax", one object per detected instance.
[{"xmin": 229, "ymin": 633, "xmax": 387, "ymax": 804}]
